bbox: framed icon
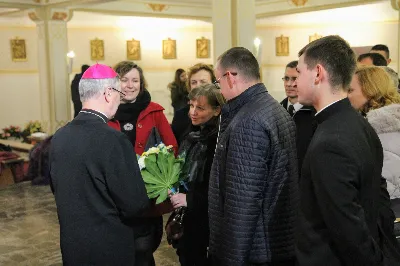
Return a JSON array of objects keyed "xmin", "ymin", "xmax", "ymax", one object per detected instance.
[
  {"xmin": 196, "ymin": 37, "xmax": 209, "ymax": 58},
  {"xmin": 127, "ymin": 39, "xmax": 141, "ymax": 60},
  {"xmin": 276, "ymin": 35, "xmax": 289, "ymax": 56},
  {"xmin": 10, "ymin": 38, "xmax": 27, "ymax": 62},
  {"xmin": 163, "ymin": 38, "xmax": 176, "ymax": 59},
  {"xmin": 309, "ymin": 33, "xmax": 323, "ymax": 43},
  {"xmin": 90, "ymin": 38, "xmax": 104, "ymax": 61}
]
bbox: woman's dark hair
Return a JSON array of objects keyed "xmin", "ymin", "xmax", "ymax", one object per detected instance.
[
  {"xmin": 188, "ymin": 84, "xmax": 226, "ymax": 110},
  {"xmin": 113, "ymin": 61, "xmax": 147, "ymax": 93},
  {"xmin": 174, "ymin": 68, "xmax": 186, "ymax": 85}
]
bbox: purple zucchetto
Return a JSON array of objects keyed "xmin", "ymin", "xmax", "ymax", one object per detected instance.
[{"xmin": 82, "ymin": 63, "xmax": 118, "ymax": 79}]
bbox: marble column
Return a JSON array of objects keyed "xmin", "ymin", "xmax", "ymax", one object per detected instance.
[
  {"xmin": 212, "ymin": 0, "xmax": 256, "ymax": 62},
  {"xmin": 28, "ymin": 8, "xmax": 72, "ymax": 133}
]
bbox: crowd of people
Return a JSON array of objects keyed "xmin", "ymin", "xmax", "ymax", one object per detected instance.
[{"xmin": 49, "ymin": 36, "xmax": 400, "ymax": 266}]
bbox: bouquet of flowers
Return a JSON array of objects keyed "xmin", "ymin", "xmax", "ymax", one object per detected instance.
[
  {"xmin": 1, "ymin": 125, "xmax": 22, "ymax": 140},
  {"xmin": 23, "ymin": 120, "xmax": 43, "ymax": 135},
  {"xmin": 138, "ymin": 143, "xmax": 185, "ymax": 204}
]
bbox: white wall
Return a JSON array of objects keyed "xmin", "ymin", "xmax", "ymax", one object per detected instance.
[
  {"xmin": 0, "ymin": 26, "xmax": 41, "ymax": 129},
  {"xmin": 257, "ymin": 1, "xmax": 399, "ymax": 101}
]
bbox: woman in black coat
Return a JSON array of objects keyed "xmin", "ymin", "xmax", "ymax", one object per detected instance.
[
  {"xmin": 168, "ymin": 68, "xmax": 188, "ymax": 114},
  {"xmin": 168, "ymin": 84, "xmax": 225, "ymax": 266}
]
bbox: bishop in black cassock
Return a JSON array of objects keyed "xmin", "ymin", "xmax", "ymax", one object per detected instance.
[{"xmin": 50, "ymin": 64, "xmax": 149, "ymax": 265}]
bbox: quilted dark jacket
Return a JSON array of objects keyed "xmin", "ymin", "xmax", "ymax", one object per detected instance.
[{"xmin": 208, "ymin": 83, "xmax": 299, "ymax": 265}]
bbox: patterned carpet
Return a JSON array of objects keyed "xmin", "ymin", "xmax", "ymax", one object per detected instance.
[{"xmin": 0, "ymin": 182, "xmax": 179, "ymax": 266}]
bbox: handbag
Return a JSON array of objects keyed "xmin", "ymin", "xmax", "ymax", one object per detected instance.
[
  {"xmin": 165, "ymin": 206, "xmax": 187, "ymax": 246},
  {"xmin": 144, "ymin": 126, "xmax": 162, "ymax": 151}
]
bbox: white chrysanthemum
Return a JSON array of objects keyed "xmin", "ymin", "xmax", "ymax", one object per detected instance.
[
  {"xmin": 138, "ymin": 156, "xmax": 146, "ymax": 170},
  {"xmin": 158, "ymin": 143, "xmax": 166, "ymax": 149},
  {"xmin": 147, "ymin": 147, "xmax": 160, "ymax": 154}
]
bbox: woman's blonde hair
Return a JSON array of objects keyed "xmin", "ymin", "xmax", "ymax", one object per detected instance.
[{"xmin": 355, "ymin": 66, "xmax": 400, "ymax": 113}]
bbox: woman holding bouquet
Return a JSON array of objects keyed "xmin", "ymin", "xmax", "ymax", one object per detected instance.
[
  {"xmin": 169, "ymin": 84, "xmax": 225, "ymax": 266},
  {"xmin": 108, "ymin": 61, "xmax": 177, "ymax": 266}
]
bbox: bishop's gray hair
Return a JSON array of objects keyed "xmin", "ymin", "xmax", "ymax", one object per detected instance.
[{"xmin": 79, "ymin": 77, "xmax": 120, "ymax": 102}]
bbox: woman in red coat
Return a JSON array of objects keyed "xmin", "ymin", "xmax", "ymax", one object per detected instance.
[{"xmin": 108, "ymin": 61, "xmax": 177, "ymax": 266}]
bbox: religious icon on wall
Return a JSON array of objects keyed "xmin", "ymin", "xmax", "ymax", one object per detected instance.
[
  {"xmin": 163, "ymin": 38, "xmax": 176, "ymax": 59},
  {"xmin": 196, "ymin": 37, "xmax": 209, "ymax": 58},
  {"xmin": 276, "ymin": 35, "xmax": 289, "ymax": 56},
  {"xmin": 90, "ymin": 38, "xmax": 104, "ymax": 61},
  {"xmin": 309, "ymin": 33, "xmax": 322, "ymax": 43},
  {"xmin": 127, "ymin": 39, "xmax": 141, "ymax": 60},
  {"xmin": 10, "ymin": 38, "xmax": 27, "ymax": 62}
]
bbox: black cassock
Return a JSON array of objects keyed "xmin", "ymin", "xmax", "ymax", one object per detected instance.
[{"xmin": 50, "ymin": 109, "xmax": 149, "ymax": 266}]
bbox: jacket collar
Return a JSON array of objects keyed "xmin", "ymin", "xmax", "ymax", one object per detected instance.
[
  {"xmin": 222, "ymin": 83, "xmax": 267, "ymax": 117},
  {"xmin": 77, "ymin": 108, "xmax": 108, "ymax": 123},
  {"xmin": 367, "ymin": 104, "xmax": 400, "ymax": 134},
  {"xmin": 315, "ymin": 98, "xmax": 352, "ymax": 124},
  {"xmin": 137, "ymin": 102, "xmax": 164, "ymax": 121}
]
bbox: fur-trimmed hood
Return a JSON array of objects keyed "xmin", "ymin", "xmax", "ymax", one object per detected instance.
[{"xmin": 367, "ymin": 104, "xmax": 400, "ymax": 135}]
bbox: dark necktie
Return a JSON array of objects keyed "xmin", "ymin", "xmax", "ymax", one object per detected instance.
[{"xmin": 288, "ymin": 104, "xmax": 295, "ymax": 116}]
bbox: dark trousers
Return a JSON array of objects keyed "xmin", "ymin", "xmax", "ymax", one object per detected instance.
[{"xmin": 134, "ymin": 217, "xmax": 163, "ymax": 266}]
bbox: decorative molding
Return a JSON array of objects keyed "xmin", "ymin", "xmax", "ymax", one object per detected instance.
[
  {"xmin": 291, "ymin": 0, "xmax": 308, "ymax": 7},
  {"xmin": 71, "ymin": 8, "xmax": 211, "ymax": 22},
  {"xmin": 256, "ymin": 0, "xmax": 384, "ymax": 18},
  {"xmin": 147, "ymin": 3, "xmax": 168, "ymax": 12},
  {"xmin": 51, "ymin": 11, "xmax": 68, "ymax": 21}
]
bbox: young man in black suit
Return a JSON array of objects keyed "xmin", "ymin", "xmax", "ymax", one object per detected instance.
[
  {"xmin": 280, "ymin": 60, "xmax": 316, "ymax": 174},
  {"xmin": 294, "ymin": 35, "xmax": 387, "ymax": 266}
]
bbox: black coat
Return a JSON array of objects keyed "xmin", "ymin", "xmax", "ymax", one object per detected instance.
[
  {"xmin": 280, "ymin": 97, "xmax": 317, "ymax": 174},
  {"xmin": 208, "ymin": 84, "xmax": 299, "ymax": 265},
  {"xmin": 50, "ymin": 110, "xmax": 149, "ymax": 266},
  {"xmin": 296, "ymin": 98, "xmax": 384, "ymax": 266},
  {"xmin": 177, "ymin": 117, "xmax": 219, "ymax": 262}
]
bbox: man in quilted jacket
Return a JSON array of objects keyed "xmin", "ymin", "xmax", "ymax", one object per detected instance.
[{"xmin": 208, "ymin": 47, "xmax": 299, "ymax": 266}]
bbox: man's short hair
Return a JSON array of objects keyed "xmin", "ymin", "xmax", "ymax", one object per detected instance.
[
  {"xmin": 298, "ymin": 35, "xmax": 356, "ymax": 90},
  {"xmin": 286, "ymin": 61, "xmax": 298, "ymax": 69},
  {"xmin": 357, "ymin": 53, "xmax": 387, "ymax": 66},
  {"xmin": 79, "ymin": 77, "xmax": 119, "ymax": 102},
  {"xmin": 371, "ymin": 44, "xmax": 390, "ymax": 59},
  {"xmin": 217, "ymin": 47, "xmax": 260, "ymax": 81}
]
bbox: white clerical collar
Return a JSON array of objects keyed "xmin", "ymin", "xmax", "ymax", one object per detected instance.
[
  {"xmin": 288, "ymin": 101, "xmax": 303, "ymax": 112},
  {"xmin": 315, "ymin": 99, "xmax": 344, "ymax": 116}
]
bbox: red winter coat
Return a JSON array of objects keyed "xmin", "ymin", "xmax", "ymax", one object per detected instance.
[
  {"xmin": 108, "ymin": 102, "xmax": 178, "ymax": 156},
  {"xmin": 108, "ymin": 102, "xmax": 176, "ymax": 216}
]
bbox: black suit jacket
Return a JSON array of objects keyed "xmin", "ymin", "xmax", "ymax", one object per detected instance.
[
  {"xmin": 50, "ymin": 110, "xmax": 149, "ymax": 265},
  {"xmin": 296, "ymin": 98, "xmax": 384, "ymax": 266},
  {"xmin": 280, "ymin": 97, "xmax": 317, "ymax": 174}
]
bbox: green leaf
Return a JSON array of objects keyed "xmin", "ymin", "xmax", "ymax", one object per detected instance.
[
  {"xmin": 147, "ymin": 153, "xmax": 157, "ymax": 163},
  {"xmin": 144, "ymin": 157, "xmax": 164, "ymax": 183},
  {"xmin": 148, "ymin": 188, "xmax": 164, "ymax": 199},
  {"xmin": 157, "ymin": 151, "xmax": 168, "ymax": 178},
  {"xmin": 156, "ymin": 189, "xmax": 168, "ymax": 204},
  {"xmin": 145, "ymin": 183, "xmax": 165, "ymax": 193},
  {"xmin": 141, "ymin": 170, "xmax": 160, "ymax": 185}
]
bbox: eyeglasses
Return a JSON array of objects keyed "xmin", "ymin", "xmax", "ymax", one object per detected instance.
[
  {"xmin": 214, "ymin": 72, "xmax": 238, "ymax": 87},
  {"xmin": 282, "ymin": 76, "xmax": 297, "ymax": 82},
  {"xmin": 110, "ymin": 87, "xmax": 126, "ymax": 98}
]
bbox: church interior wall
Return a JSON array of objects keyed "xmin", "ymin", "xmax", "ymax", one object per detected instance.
[{"xmin": 0, "ymin": 1, "xmax": 398, "ymax": 130}]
